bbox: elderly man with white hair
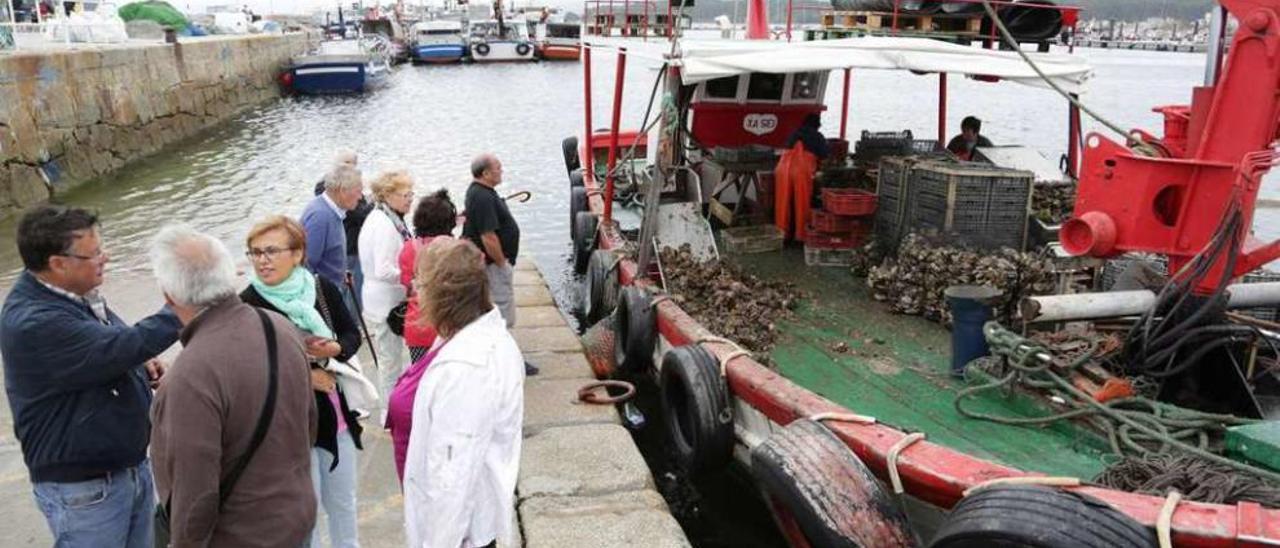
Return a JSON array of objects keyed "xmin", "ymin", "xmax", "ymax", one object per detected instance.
[
  {"xmin": 148, "ymin": 224, "xmax": 318, "ymax": 547},
  {"xmin": 303, "ymin": 158, "xmax": 367, "ymax": 317}
]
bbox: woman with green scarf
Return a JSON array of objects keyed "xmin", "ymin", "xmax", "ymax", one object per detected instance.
[{"xmin": 239, "ymin": 215, "xmax": 366, "ymax": 548}]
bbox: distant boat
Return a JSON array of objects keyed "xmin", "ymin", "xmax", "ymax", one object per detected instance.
[
  {"xmin": 410, "ymin": 20, "xmax": 467, "ymax": 64},
  {"xmin": 282, "ymin": 39, "xmax": 392, "ymax": 95},
  {"xmin": 361, "ymin": 17, "xmax": 410, "ymax": 64},
  {"xmin": 541, "ymin": 22, "xmax": 581, "ymax": 61},
  {"xmin": 468, "ymin": 19, "xmax": 536, "ymax": 62}
]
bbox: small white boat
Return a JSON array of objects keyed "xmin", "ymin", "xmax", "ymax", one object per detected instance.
[{"xmin": 468, "ymin": 19, "xmax": 536, "ymax": 62}]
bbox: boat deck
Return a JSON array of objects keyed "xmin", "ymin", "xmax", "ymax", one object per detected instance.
[{"xmin": 732, "ymin": 247, "xmax": 1109, "ymax": 480}]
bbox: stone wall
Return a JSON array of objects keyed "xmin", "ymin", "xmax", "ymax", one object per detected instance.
[{"xmin": 0, "ymin": 33, "xmax": 315, "ymax": 216}]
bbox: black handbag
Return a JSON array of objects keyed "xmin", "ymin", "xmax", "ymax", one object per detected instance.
[
  {"xmin": 155, "ymin": 308, "xmax": 280, "ymax": 547},
  {"xmin": 387, "ymin": 300, "xmax": 409, "ymax": 337}
]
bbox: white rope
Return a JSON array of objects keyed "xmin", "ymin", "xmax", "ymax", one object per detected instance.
[
  {"xmin": 1157, "ymin": 490, "xmax": 1182, "ymax": 548},
  {"xmin": 962, "ymin": 476, "xmax": 1081, "ymax": 497},
  {"xmin": 649, "ymin": 294, "xmax": 671, "ymax": 309},
  {"xmin": 696, "ymin": 336, "xmax": 753, "ymax": 377},
  {"xmin": 808, "ymin": 412, "xmax": 877, "ymax": 425},
  {"xmin": 887, "ymin": 433, "xmax": 926, "ymax": 495}
]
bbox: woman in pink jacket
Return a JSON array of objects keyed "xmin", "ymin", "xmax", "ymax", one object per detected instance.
[{"xmin": 388, "ymin": 188, "xmax": 456, "ymax": 480}]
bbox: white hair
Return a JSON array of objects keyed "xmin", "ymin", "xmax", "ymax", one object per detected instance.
[
  {"xmin": 149, "ymin": 224, "xmax": 238, "ymax": 308},
  {"xmin": 332, "ymin": 149, "xmax": 358, "ymax": 169},
  {"xmin": 324, "ymin": 164, "xmax": 363, "ymax": 193}
]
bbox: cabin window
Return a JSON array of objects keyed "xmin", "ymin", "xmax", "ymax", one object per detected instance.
[
  {"xmin": 704, "ymin": 76, "xmax": 741, "ymax": 100},
  {"xmin": 791, "ymin": 72, "xmax": 822, "ymax": 101},
  {"xmin": 746, "ymin": 73, "xmax": 785, "ymax": 101}
]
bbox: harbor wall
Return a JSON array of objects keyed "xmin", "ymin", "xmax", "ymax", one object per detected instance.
[{"xmin": 0, "ymin": 33, "xmax": 315, "ymax": 217}]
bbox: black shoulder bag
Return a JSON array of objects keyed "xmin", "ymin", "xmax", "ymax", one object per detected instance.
[{"xmin": 154, "ymin": 308, "xmax": 280, "ymax": 547}]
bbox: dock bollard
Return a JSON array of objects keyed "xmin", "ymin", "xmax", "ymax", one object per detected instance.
[
  {"xmin": 945, "ymin": 285, "xmax": 1003, "ymax": 377},
  {"xmin": 164, "ymin": 28, "xmax": 177, "ymax": 44}
]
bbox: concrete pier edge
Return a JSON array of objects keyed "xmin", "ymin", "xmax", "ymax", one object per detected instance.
[{"xmin": 511, "ymin": 260, "xmax": 691, "ymax": 548}]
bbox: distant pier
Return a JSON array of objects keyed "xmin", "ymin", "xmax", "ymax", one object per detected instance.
[{"xmin": 1075, "ymin": 38, "xmax": 1207, "ymax": 53}]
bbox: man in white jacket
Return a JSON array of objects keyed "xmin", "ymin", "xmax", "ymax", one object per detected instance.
[{"xmin": 403, "ymin": 239, "xmax": 523, "ymax": 548}]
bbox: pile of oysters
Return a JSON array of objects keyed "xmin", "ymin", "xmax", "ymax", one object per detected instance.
[
  {"xmin": 866, "ymin": 234, "xmax": 1057, "ymax": 323},
  {"xmin": 659, "ymin": 245, "xmax": 799, "ymax": 360}
]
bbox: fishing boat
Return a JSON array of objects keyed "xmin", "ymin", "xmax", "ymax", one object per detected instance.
[
  {"xmin": 361, "ymin": 15, "xmax": 410, "ymax": 64},
  {"xmin": 468, "ymin": 18, "xmax": 536, "ymax": 62},
  {"xmin": 540, "ymin": 22, "xmax": 582, "ymax": 60},
  {"xmin": 280, "ymin": 38, "xmax": 392, "ymax": 95},
  {"xmin": 561, "ymin": 0, "xmax": 1280, "ymax": 545},
  {"xmin": 409, "ymin": 19, "xmax": 467, "ymax": 64}
]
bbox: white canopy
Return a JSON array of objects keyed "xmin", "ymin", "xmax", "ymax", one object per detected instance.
[{"xmin": 674, "ymin": 36, "xmax": 1092, "ymax": 94}]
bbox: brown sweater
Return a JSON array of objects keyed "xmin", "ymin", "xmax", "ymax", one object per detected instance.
[{"xmin": 151, "ymin": 296, "xmax": 318, "ymax": 547}]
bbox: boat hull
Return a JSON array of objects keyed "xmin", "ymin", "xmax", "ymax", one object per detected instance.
[
  {"xmin": 470, "ymin": 40, "xmax": 536, "ymax": 62},
  {"xmin": 411, "ymin": 44, "xmax": 466, "ymax": 64},
  {"xmin": 288, "ymin": 62, "xmax": 385, "ymax": 95},
  {"xmin": 540, "ymin": 44, "xmax": 580, "ymax": 60},
  {"xmin": 572, "ymin": 136, "xmax": 1280, "ymax": 547}
]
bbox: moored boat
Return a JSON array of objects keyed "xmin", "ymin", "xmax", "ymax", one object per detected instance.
[
  {"xmin": 560, "ymin": 0, "xmax": 1280, "ymax": 545},
  {"xmin": 281, "ymin": 39, "xmax": 391, "ymax": 95},
  {"xmin": 468, "ymin": 18, "xmax": 536, "ymax": 62},
  {"xmin": 540, "ymin": 22, "xmax": 581, "ymax": 60},
  {"xmin": 409, "ymin": 19, "xmax": 467, "ymax": 64}
]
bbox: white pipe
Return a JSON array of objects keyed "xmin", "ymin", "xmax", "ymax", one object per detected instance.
[
  {"xmin": 1022, "ymin": 282, "xmax": 1280, "ymax": 323},
  {"xmin": 6, "ymin": 0, "xmax": 15, "ymax": 27}
]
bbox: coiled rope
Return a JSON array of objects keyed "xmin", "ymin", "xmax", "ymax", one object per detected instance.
[{"xmin": 964, "ymin": 323, "xmax": 1278, "ymax": 484}]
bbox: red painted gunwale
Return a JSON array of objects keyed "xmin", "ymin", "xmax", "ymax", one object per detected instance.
[{"xmin": 576, "ymin": 138, "xmax": 1280, "ymax": 547}]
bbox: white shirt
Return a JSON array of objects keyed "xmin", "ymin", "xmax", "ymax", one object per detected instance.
[
  {"xmin": 403, "ymin": 307, "xmax": 524, "ymax": 548},
  {"xmin": 321, "ymin": 192, "xmax": 347, "ymax": 220},
  {"xmin": 357, "ymin": 207, "xmax": 407, "ymax": 319}
]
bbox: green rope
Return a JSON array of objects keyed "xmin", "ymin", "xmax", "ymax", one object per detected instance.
[{"xmin": 956, "ymin": 322, "xmax": 1280, "ymax": 484}]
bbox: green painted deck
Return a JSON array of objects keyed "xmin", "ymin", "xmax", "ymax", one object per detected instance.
[{"xmin": 732, "ymin": 248, "xmax": 1109, "ymax": 480}]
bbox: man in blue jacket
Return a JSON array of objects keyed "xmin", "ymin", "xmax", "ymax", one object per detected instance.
[{"xmin": 0, "ymin": 205, "xmax": 181, "ymax": 547}]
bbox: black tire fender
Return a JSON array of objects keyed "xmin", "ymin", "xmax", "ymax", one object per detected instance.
[
  {"xmin": 570, "ymin": 186, "xmax": 587, "ymax": 241},
  {"xmin": 928, "ymin": 484, "xmax": 1157, "ymax": 548},
  {"xmin": 659, "ymin": 345, "xmax": 733, "ymax": 475},
  {"xmin": 572, "ymin": 211, "xmax": 596, "ymax": 275},
  {"xmin": 563, "ymin": 137, "xmax": 582, "ymax": 174},
  {"xmin": 516, "ymin": 42, "xmax": 531, "ymax": 56},
  {"xmin": 754, "ymin": 419, "xmax": 916, "ymax": 548},
  {"xmin": 474, "ymin": 42, "xmax": 490, "ymax": 56},
  {"xmin": 583, "ymin": 249, "xmax": 619, "ymax": 324},
  {"xmin": 569, "ymin": 167, "xmax": 584, "ymax": 189},
  {"xmin": 614, "ymin": 286, "xmax": 656, "ymax": 373}
]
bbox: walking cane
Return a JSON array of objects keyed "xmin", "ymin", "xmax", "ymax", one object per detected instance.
[{"xmin": 346, "ymin": 271, "xmax": 380, "ymax": 370}]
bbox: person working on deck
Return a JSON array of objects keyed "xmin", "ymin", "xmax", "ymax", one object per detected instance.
[
  {"xmin": 775, "ymin": 113, "xmax": 828, "ymax": 242},
  {"xmin": 947, "ymin": 115, "xmax": 994, "ymax": 161}
]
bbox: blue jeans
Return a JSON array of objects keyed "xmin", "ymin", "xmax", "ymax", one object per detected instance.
[
  {"xmin": 309, "ymin": 432, "xmax": 359, "ymax": 548},
  {"xmin": 33, "ymin": 461, "xmax": 154, "ymax": 548}
]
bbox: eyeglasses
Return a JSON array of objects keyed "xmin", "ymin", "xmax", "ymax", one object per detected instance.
[
  {"xmin": 59, "ymin": 249, "xmax": 107, "ymax": 262},
  {"xmin": 245, "ymin": 246, "xmax": 296, "ymax": 260}
]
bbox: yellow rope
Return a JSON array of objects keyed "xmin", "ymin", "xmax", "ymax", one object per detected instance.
[
  {"xmin": 1157, "ymin": 490, "xmax": 1182, "ymax": 548},
  {"xmin": 887, "ymin": 433, "xmax": 926, "ymax": 495},
  {"xmin": 962, "ymin": 476, "xmax": 1081, "ymax": 497}
]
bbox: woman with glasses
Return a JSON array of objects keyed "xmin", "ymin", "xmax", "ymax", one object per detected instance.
[
  {"xmin": 239, "ymin": 215, "xmax": 369, "ymax": 548},
  {"xmin": 358, "ymin": 170, "xmax": 416, "ymax": 407}
]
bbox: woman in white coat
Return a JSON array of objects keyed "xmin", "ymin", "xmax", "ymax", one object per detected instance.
[
  {"xmin": 358, "ymin": 170, "xmax": 415, "ymax": 404},
  {"xmin": 403, "ymin": 239, "xmax": 524, "ymax": 548}
]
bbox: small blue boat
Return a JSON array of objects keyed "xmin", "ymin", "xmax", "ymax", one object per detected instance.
[
  {"xmin": 282, "ymin": 39, "xmax": 392, "ymax": 95},
  {"xmin": 410, "ymin": 20, "xmax": 467, "ymax": 64}
]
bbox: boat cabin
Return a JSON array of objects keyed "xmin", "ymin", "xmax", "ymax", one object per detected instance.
[
  {"xmin": 690, "ymin": 71, "xmax": 828, "ymax": 149},
  {"xmin": 413, "ymin": 20, "xmax": 464, "ymax": 44}
]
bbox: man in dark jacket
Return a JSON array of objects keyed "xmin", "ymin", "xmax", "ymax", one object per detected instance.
[{"xmin": 0, "ymin": 205, "xmax": 180, "ymax": 547}]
